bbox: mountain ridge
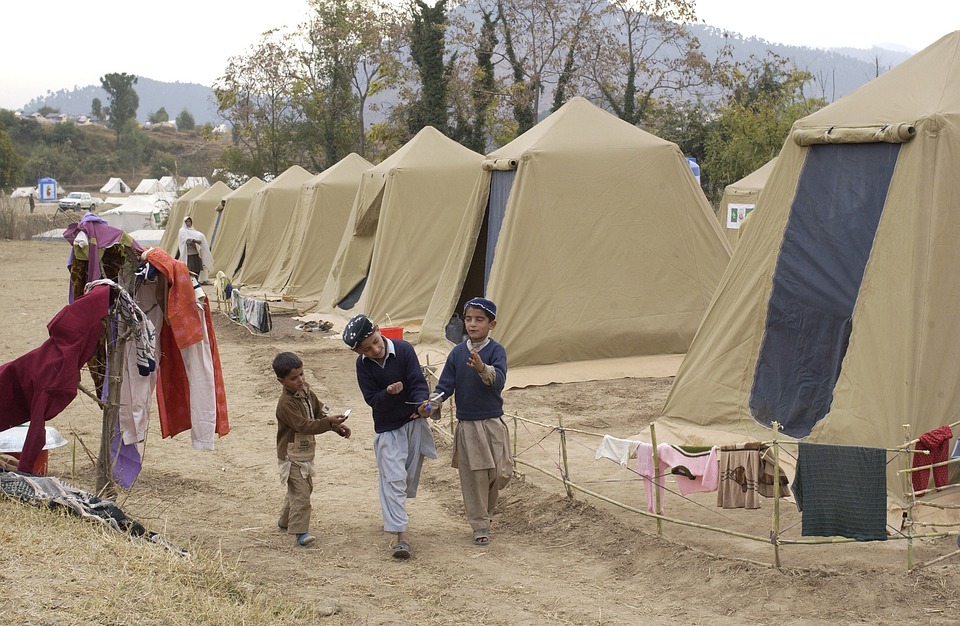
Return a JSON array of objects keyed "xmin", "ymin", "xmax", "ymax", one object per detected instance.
[{"xmin": 12, "ymin": 26, "xmax": 912, "ymax": 125}]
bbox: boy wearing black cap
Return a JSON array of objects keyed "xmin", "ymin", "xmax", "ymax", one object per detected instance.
[
  {"xmin": 342, "ymin": 314, "xmax": 436, "ymax": 559},
  {"xmin": 428, "ymin": 297, "xmax": 512, "ymax": 546}
]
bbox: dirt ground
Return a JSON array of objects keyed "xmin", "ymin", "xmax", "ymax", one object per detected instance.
[{"xmin": 3, "ymin": 239, "xmax": 960, "ymax": 625}]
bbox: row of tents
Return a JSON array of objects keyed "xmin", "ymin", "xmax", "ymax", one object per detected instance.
[
  {"xmin": 158, "ymin": 95, "xmax": 732, "ymax": 384},
  {"xmin": 159, "ymin": 31, "xmax": 960, "ymax": 512}
]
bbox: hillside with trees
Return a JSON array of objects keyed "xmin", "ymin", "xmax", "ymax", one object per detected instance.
[{"xmin": 0, "ymin": 0, "xmax": 916, "ymax": 203}]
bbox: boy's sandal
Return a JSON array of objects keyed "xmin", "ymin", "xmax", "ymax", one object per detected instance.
[
  {"xmin": 392, "ymin": 540, "xmax": 411, "ymax": 559},
  {"xmin": 472, "ymin": 528, "xmax": 490, "ymax": 546}
]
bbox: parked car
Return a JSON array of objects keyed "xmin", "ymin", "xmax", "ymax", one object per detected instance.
[{"xmin": 58, "ymin": 192, "xmax": 101, "ymax": 211}]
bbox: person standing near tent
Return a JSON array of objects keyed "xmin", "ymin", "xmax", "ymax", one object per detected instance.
[
  {"xmin": 178, "ymin": 216, "xmax": 214, "ymax": 283},
  {"xmin": 342, "ymin": 314, "xmax": 436, "ymax": 559},
  {"xmin": 426, "ymin": 297, "xmax": 512, "ymax": 547},
  {"xmin": 273, "ymin": 351, "xmax": 351, "ymax": 547}
]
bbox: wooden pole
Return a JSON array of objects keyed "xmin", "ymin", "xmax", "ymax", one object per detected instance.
[
  {"xmin": 903, "ymin": 424, "xmax": 915, "ymax": 571},
  {"xmin": 95, "ymin": 313, "xmax": 124, "ymax": 499},
  {"xmin": 771, "ymin": 422, "xmax": 782, "ymax": 569},
  {"xmin": 558, "ymin": 413, "xmax": 573, "ymax": 498},
  {"xmin": 649, "ymin": 423, "xmax": 662, "ymax": 535}
]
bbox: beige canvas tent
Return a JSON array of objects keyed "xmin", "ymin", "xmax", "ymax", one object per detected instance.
[
  {"xmin": 232, "ymin": 166, "xmax": 314, "ymax": 287},
  {"xmin": 158, "ymin": 186, "xmax": 206, "ymax": 254},
  {"xmin": 254, "ymin": 153, "xmax": 372, "ymax": 297},
  {"xmin": 718, "ymin": 157, "xmax": 777, "ymax": 246},
  {"xmin": 418, "ymin": 97, "xmax": 732, "ymax": 385},
  {"xmin": 100, "ymin": 177, "xmax": 130, "ymax": 194},
  {"xmin": 185, "ymin": 181, "xmax": 233, "ymax": 238},
  {"xmin": 656, "ymin": 32, "xmax": 960, "ymax": 509},
  {"xmin": 210, "ymin": 177, "xmax": 266, "ymax": 275},
  {"xmin": 133, "ymin": 178, "xmax": 162, "ymax": 195},
  {"xmin": 320, "ymin": 127, "xmax": 484, "ymax": 325}
]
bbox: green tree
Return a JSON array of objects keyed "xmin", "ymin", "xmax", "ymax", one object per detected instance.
[
  {"xmin": 409, "ymin": 0, "xmax": 449, "ymax": 134},
  {"xmin": 117, "ymin": 119, "xmax": 148, "ymax": 174},
  {"xmin": 702, "ymin": 54, "xmax": 825, "ymax": 203},
  {"xmin": 215, "ymin": 32, "xmax": 299, "ymax": 178},
  {"xmin": 579, "ymin": 0, "xmax": 729, "ymax": 126},
  {"xmin": 176, "ymin": 108, "xmax": 196, "ymax": 131},
  {"xmin": 149, "ymin": 107, "xmax": 170, "ymax": 123},
  {"xmin": 294, "ymin": 0, "xmax": 367, "ymax": 169},
  {"xmin": 0, "ymin": 122, "xmax": 23, "ymax": 190},
  {"xmin": 91, "ymin": 98, "xmax": 104, "ymax": 122},
  {"xmin": 100, "ymin": 72, "xmax": 140, "ymax": 142}
]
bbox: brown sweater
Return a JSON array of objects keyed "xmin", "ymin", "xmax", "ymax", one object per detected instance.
[{"xmin": 275, "ymin": 384, "xmax": 336, "ymax": 462}]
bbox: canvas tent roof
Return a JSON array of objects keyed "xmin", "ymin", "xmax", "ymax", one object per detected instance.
[
  {"xmin": 158, "ymin": 176, "xmax": 178, "ymax": 192},
  {"xmin": 180, "ymin": 177, "xmax": 210, "ymax": 191},
  {"xmin": 98, "ymin": 196, "xmax": 163, "ymax": 232},
  {"xmin": 255, "ymin": 153, "xmax": 372, "ymax": 297},
  {"xmin": 134, "ymin": 178, "xmax": 162, "ymax": 194},
  {"xmin": 210, "ymin": 177, "xmax": 266, "ymax": 275},
  {"xmin": 184, "ymin": 181, "xmax": 233, "ymax": 238},
  {"xmin": 232, "ymin": 166, "xmax": 314, "ymax": 287},
  {"xmin": 158, "ymin": 186, "xmax": 207, "ymax": 254},
  {"xmin": 320, "ymin": 126, "xmax": 484, "ymax": 325},
  {"xmin": 418, "ymin": 97, "xmax": 732, "ymax": 385},
  {"xmin": 100, "ymin": 177, "xmax": 130, "ymax": 194},
  {"xmin": 656, "ymin": 32, "xmax": 960, "ymax": 507}
]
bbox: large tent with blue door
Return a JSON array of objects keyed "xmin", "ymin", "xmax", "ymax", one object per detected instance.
[
  {"xmin": 418, "ymin": 97, "xmax": 732, "ymax": 385},
  {"xmin": 319, "ymin": 127, "xmax": 484, "ymax": 325},
  {"xmin": 656, "ymin": 32, "xmax": 960, "ymax": 508}
]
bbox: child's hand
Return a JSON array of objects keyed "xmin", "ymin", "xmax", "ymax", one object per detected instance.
[
  {"xmin": 337, "ymin": 425, "xmax": 352, "ymax": 438},
  {"xmin": 467, "ymin": 350, "xmax": 485, "ymax": 372},
  {"xmin": 386, "ymin": 381, "xmax": 403, "ymax": 395},
  {"xmin": 329, "ymin": 414, "xmax": 349, "ymax": 426}
]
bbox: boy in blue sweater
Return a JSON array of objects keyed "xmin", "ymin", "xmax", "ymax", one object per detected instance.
[
  {"xmin": 343, "ymin": 314, "xmax": 436, "ymax": 559},
  {"xmin": 428, "ymin": 297, "xmax": 512, "ymax": 546}
]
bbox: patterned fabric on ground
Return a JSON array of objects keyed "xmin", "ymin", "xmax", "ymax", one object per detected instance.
[
  {"xmin": 912, "ymin": 425, "xmax": 953, "ymax": 494},
  {"xmin": 0, "ymin": 470, "xmax": 187, "ymax": 555},
  {"xmin": 791, "ymin": 442, "xmax": 887, "ymax": 541}
]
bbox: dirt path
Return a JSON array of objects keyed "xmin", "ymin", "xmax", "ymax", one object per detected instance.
[{"xmin": 3, "ymin": 240, "xmax": 959, "ymax": 625}]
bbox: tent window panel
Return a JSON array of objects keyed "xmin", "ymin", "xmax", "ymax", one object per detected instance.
[
  {"xmin": 750, "ymin": 142, "xmax": 900, "ymax": 438},
  {"xmin": 486, "ymin": 170, "xmax": 515, "ymax": 290}
]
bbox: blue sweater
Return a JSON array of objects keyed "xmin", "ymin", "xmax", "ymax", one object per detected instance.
[
  {"xmin": 434, "ymin": 340, "xmax": 506, "ymax": 420},
  {"xmin": 355, "ymin": 339, "xmax": 430, "ymax": 434}
]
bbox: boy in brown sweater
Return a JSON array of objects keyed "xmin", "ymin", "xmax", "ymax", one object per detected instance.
[{"xmin": 273, "ymin": 352, "xmax": 351, "ymax": 546}]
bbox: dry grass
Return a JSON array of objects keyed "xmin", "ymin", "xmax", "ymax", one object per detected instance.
[
  {"xmin": 0, "ymin": 497, "xmax": 335, "ymax": 625},
  {"xmin": 0, "ymin": 196, "xmax": 78, "ymax": 241}
]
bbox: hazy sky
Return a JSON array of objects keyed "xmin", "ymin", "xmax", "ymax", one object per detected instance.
[{"xmin": 3, "ymin": 0, "xmax": 958, "ymax": 111}]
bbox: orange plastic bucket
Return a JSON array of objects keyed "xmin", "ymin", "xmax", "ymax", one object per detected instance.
[
  {"xmin": 10, "ymin": 449, "xmax": 49, "ymax": 475},
  {"xmin": 380, "ymin": 326, "xmax": 404, "ymax": 340}
]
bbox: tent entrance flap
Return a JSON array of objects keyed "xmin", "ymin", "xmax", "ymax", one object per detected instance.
[
  {"xmin": 750, "ymin": 142, "xmax": 900, "ymax": 438},
  {"xmin": 337, "ymin": 277, "xmax": 366, "ymax": 311},
  {"xmin": 485, "ymin": 170, "xmax": 515, "ymax": 290}
]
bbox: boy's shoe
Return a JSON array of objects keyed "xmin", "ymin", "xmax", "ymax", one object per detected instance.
[
  {"xmin": 392, "ymin": 540, "xmax": 411, "ymax": 559},
  {"xmin": 296, "ymin": 533, "xmax": 316, "ymax": 546}
]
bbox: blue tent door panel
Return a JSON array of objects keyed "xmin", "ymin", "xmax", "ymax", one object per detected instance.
[
  {"xmin": 750, "ymin": 142, "xmax": 900, "ymax": 437},
  {"xmin": 485, "ymin": 170, "xmax": 515, "ymax": 291}
]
